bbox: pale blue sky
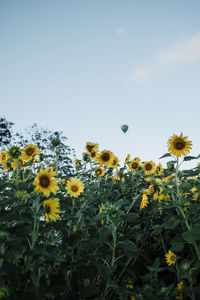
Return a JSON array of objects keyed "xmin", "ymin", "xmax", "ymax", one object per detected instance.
[{"xmin": 1, "ymin": 0, "xmax": 200, "ymax": 167}]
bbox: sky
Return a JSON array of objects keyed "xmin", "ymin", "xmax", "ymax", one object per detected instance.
[{"xmin": 1, "ymin": 0, "xmax": 200, "ymax": 168}]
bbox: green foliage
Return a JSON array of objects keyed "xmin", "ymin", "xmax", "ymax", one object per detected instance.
[{"xmin": 1, "ymin": 123, "xmax": 200, "ymax": 299}]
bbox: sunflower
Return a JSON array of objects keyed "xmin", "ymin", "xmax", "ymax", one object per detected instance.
[
  {"xmin": 176, "ymin": 281, "xmax": 183, "ymax": 300},
  {"xmin": 111, "ymin": 156, "xmax": 119, "ymax": 168},
  {"xmin": 142, "ymin": 161, "xmax": 156, "ymax": 175},
  {"xmin": 165, "ymin": 250, "xmax": 176, "ymax": 266},
  {"xmin": 95, "ymin": 167, "xmax": 105, "ymax": 177},
  {"xmin": 33, "ymin": 167, "xmax": 59, "ymax": 197},
  {"xmin": 66, "ymin": 178, "xmax": 84, "ymax": 198},
  {"xmin": 117, "ymin": 170, "xmax": 125, "ymax": 181},
  {"xmin": 0, "ymin": 150, "xmax": 9, "ymax": 164},
  {"xmin": 62, "ymin": 178, "xmax": 70, "ymax": 185},
  {"xmin": 129, "ymin": 157, "xmax": 141, "ymax": 172},
  {"xmin": 1, "ymin": 159, "xmax": 12, "ymax": 172},
  {"xmin": 140, "ymin": 193, "xmax": 149, "ymax": 210},
  {"xmin": 43, "ymin": 198, "xmax": 61, "ymax": 222},
  {"xmin": 126, "ymin": 281, "xmax": 134, "ymax": 289},
  {"xmin": 88, "ymin": 150, "xmax": 98, "ymax": 161},
  {"xmin": 124, "ymin": 154, "xmax": 131, "ymax": 166},
  {"xmin": 74, "ymin": 158, "xmax": 80, "ymax": 167},
  {"xmin": 97, "ymin": 150, "xmax": 114, "ymax": 167},
  {"xmin": 155, "ymin": 163, "xmax": 164, "ymax": 176},
  {"xmin": 8, "ymin": 146, "xmax": 21, "ymax": 159},
  {"xmin": 164, "ymin": 174, "xmax": 174, "ymax": 182},
  {"xmin": 85, "ymin": 142, "xmax": 99, "ymax": 154},
  {"xmin": 11, "ymin": 157, "xmax": 24, "ymax": 170},
  {"xmin": 168, "ymin": 133, "xmax": 192, "ymax": 157},
  {"xmin": 22, "ymin": 144, "xmax": 40, "ymax": 161}
]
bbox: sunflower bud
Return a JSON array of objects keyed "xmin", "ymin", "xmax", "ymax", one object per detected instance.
[
  {"xmin": 51, "ymin": 137, "xmax": 60, "ymax": 147},
  {"xmin": 182, "ymin": 262, "xmax": 190, "ymax": 271},
  {"xmin": 8, "ymin": 146, "xmax": 21, "ymax": 159}
]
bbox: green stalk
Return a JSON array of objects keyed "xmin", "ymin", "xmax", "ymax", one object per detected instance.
[
  {"xmin": 30, "ymin": 197, "xmax": 40, "ymax": 250},
  {"xmin": 102, "ymin": 221, "xmax": 117, "ymax": 299},
  {"xmin": 55, "ymin": 147, "xmax": 59, "ymax": 174},
  {"xmin": 111, "ymin": 224, "xmax": 117, "ymax": 268}
]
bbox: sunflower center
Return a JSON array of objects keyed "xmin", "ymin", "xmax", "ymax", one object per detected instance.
[
  {"xmin": 40, "ymin": 176, "xmax": 50, "ymax": 188},
  {"xmin": 132, "ymin": 162, "xmax": 138, "ymax": 169},
  {"xmin": 102, "ymin": 153, "xmax": 110, "ymax": 162},
  {"xmin": 174, "ymin": 139, "xmax": 185, "ymax": 150},
  {"xmin": 145, "ymin": 164, "xmax": 152, "ymax": 171},
  {"xmin": 45, "ymin": 205, "xmax": 51, "ymax": 214},
  {"xmin": 91, "ymin": 152, "xmax": 96, "ymax": 158},
  {"xmin": 71, "ymin": 185, "xmax": 78, "ymax": 192},
  {"xmin": 7, "ymin": 162, "xmax": 11, "ymax": 168},
  {"xmin": 19, "ymin": 159, "xmax": 23, "ymax": 166},
  {"xmin": 87, "ymin": 145, "xmax": 94, "ymax": 152},
  {"xmin": 2, "ymin": 154, "xmax": 6, "ymax": 160},
  {"xmin": 26, "ymin": 148, "xmax": 34, "ymax": 156},
  {"xmin": 171, "ymin": 255, "xmax": 176, "ymax": 261}
]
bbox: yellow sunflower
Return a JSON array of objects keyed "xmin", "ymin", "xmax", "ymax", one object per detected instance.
[
  {"xmin": 142, "ymin": 161, "xmax": 156, "ymax": 175},
  {"xmin": 22, "ymin": 144, "xmax": 40, "ymax": 161},
  {"xmin": 33, "ymin": 167, "xmax": 59, "ymax": 197},
  {"xmin": 66, "ymin": 178, "xmax": 84, "ymax": 198},
  {"xmin": 129, "ymin": 157, "xmax": 141, "ymax": 172},
  {"xmin": 0, "ymin": 150, "xmax": 10, "ymax": 164},
  {"xmin": 124, "ymin": 154, "xmax": 131, "ymax": 166},
  {"xmin": 74, "ymin": 158, "xmax": 80, "ymax": 167},
  {"xmin": 11, "ymin": 157, "xmax": 24, "ymax": 170},
  {"xmin": 1, "ymin": 159, "xmax": 12, "ymax": 172},
  {"xmin": 140, "ymin": 191, "xmax": 150, "ymax": 210},
  {"xmin": 85, "ymin": 142, "xmax": 99, "ymax": 154},
  {"xmin": 62, "ymin": 178, "xmax": 70, "ymax": 185},
  {"xmin": 168, "ymin": 133, "xmax": 192, "ymax": 157},
  {"xmin": 155, "ymin": 163, "xmax": 164, "ymax": 176},
  {"xmin": 126, "ymin": 281, "xmax": 134, "ymax": 289},
  {"xmin": 88, "ymin": 150, "xmax": 98, "ymax": 161},
  {"xmin": 111, "ymin": 156, "xmax": 119, "ymax": 168},
  {"xmin": 165, "ymin": 250, "xmax": 176, "ymax": 266},
  {"xmin": 117, "ymin": 170, "xmax": 125, "ymax": 181},
  {"xmin": 95, "ymin": 167, "xmax": 105, "ymax": 177},
  {"xmin": 97, "ymin": 150, "xmax": 114, "ymax": 167},
  {"xmin": 43, "ymin": 198, "xmax": 61, "ymax": 222}
]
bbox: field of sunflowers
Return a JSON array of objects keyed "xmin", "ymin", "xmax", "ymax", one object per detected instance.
[{"xmin": 1, "ymin": 122, "xmax": 200, "ymax": 299}]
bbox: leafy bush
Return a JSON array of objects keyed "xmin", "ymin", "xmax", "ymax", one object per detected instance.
[{"xmin": 0, "ymin": 128, "xmax": 200, "ymax": 299}]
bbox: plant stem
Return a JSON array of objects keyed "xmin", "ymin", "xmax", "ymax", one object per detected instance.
[
  {"xmin": 55, "ymin": 147, "xmax": 59, "ymax": 174},
  {"xmin": 111, "ymin": 224, "xmax": 117, "ymax": 268},
  {"xmin": 30, "ymin": 197, "xmax": 40, "ymax": 250}
]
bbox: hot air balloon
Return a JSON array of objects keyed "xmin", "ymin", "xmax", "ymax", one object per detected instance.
[{"xmin": 121, "ymin": 124, "xmax": 128, "ymax": 133}]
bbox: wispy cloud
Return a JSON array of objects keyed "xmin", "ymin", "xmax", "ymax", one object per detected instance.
[
  {"xmin": 129, "ymin": 65, "xmax": 155, "ymax": 83},
  {"xmin": 130, "ymin": 32, "xmax": 200, "ymax": 83},
  {"xmin": 115, "ymin": 27, "xmax": 126, "ymax": 36}
]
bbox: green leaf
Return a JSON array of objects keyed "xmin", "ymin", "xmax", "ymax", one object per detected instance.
[
  {"xmin": 171, "ymin": 242, "xmax": 184, "ymax": 252},
  {"xmin": 159, "ymin": 153, "xmax": 172, "ymax": 159},
  {"xmin": 163, "ymin": 217, "xmax": 181, "ymax": 230},
  {"xmin": 122, "ymin": 213, "xmax": 138, "ymax": 222},
  {"xmin": 153, "ymin": 257, "xmax": 160, "ymax": 268},
  {"xmin": 182, "ymin": 224, "xmax": 200, "ymax": 244},
  {"xmin": 97, "ymin": 264, "xmax": 112, "ymax": 282},
  {"xmin": 184, "ymin": 156, "xmax": 198, "ymax": 161},
  {"xmin": 118, "ymin": 240, "xmax": 139, "ymax": 256},
  {"xmin": 182, "ymin": 169, "xmax": 200, "ymax": 177}
]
